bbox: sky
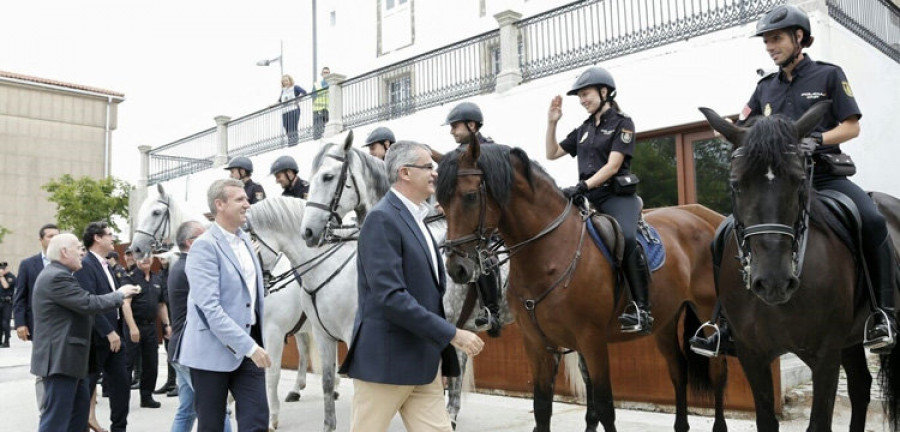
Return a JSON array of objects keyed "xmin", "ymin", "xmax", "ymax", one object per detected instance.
[{"xmin": 2, "ymin": 0, "xmax": 322, "ymax": 185}]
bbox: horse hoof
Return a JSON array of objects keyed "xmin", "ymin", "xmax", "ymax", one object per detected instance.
[
  {"xmin": 285, "ymin": 391, "xmax": 301, "ymax": 402},
  {"xmin": 333, "ymin": 391, "xmax": 340, "ymax": 400}
]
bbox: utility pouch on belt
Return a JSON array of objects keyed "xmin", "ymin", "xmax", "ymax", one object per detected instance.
[
  {"xmin": 612, "ymin": 173, "xmax": 640, "ymax": 195},
  {"xmin": 817, "ymin": 153, "xmax": 856, "ymax": 177}
]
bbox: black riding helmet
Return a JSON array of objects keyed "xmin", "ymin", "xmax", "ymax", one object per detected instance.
[
  {"xmin": 224, "ymin": 156, "xmax": 253, "ymax": 174},
  {"xmin": 754, "ymin": 4, "xmax": 814, "ymax": 48},
  {"xmin": 567, "ymin": 67, "xmax": 616, "ymax": 97},
  {"xmin": 443, "ymin": 102, "xmax": 483, "ymax": 126},
  {"xmin": 363, "ymin": 127, "xmax": 396, "ymax": 147},
  {"xmin": 270, "ymin": 155, "xmax": 299, "ymax": 175}
]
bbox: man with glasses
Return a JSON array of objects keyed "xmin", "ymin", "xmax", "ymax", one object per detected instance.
[{"xmin": 75, "ymin": 221, "xmax": 131, "ymax": 431}]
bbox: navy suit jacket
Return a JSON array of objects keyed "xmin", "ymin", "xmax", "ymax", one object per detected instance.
[
  {"xmin": 167, "ymin": 253, "xmax": 189, "ymax": 363},
  {"xmin": 13, "ymin": 253, "xmax": 45, "ymax": 336},
  {"xmin": 339, "ymin": 190, "xmax": 460, "ymax": 385},
  {"xmin": 74, "ymin": 252, "xmax": 121, "ymax": 343}
]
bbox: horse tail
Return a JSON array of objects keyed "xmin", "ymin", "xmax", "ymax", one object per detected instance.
[
  {"xmin": 561, "ymin": 352, "xmax": 587, "ymax": 403},
  {"xmin": 682, "ymin": 304, "xmax": 715, "ymax": 400},
  {"xmin": 879, "ymin": 350, "xmax": 900, "ymax": 431}
]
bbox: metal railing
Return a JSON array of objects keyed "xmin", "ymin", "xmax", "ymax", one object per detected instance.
[
  {"xmin": 828, "ymin": 0, "xmax": 900, "ymax": 63},
  {"xmin": 227, "ymin": 95, "xmax": 319, "ymax": 158},
  {"xmin": 341, "ymin": 30, "xmax": 500, "ymax": 129},
  {"xmin": 518, "ymin": 0, "xmax": 783, "ymax": 82},
  {"xmin": 148, "ymin": 127, "xmax": 216, "ymax": 184}
]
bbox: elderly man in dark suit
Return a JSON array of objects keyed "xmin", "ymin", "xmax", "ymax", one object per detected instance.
[
  {"xmin": 340, "ymin": 141, "xmax": 484, "ymax": 431},
  {"xmin": 31, "ymin": 233, "xmax": 139, "ymax": 432},
  {"xmin": 74, "ymin": 221, "xmax": 131, "ymax": 431},
  {"xmin": 13, "ymin": 223, "xmax": 59, "ymax": 409},
  {"xmin": 181, "ymin": 178, "xmax": 271, "ymax": 432}
]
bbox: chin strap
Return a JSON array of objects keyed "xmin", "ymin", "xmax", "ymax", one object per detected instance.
[{"xmin": 779, "ymin": 32, "xmax": 803, "ymax": 69}]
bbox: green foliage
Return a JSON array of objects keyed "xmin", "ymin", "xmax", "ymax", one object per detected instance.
[
  {"xmin": 0, "ymin": 225, "xmax": 9, "ymax": 244},
  {"xmin": 633, "ymin": 137, "xmax": 679, "ymax": 208},
  {"xmin": 42, "ymin": 175, "xmax": 131, "ymax": 237}
]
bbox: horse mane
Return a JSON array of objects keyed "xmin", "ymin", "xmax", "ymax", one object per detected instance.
[
  {"xmin": 734, "ymin": 114, "xmax": 800, "ymax": 179},
  {"xmin": 311, "ymin": 142, "xmax": 390, "ymax": 200},
  {"xmin": 247, "ymin": 196, "xmax": 306, "ymax": 239},
  {"xmin": 436, "ymin": 144, "xmax": 558, "ymax": 207}
]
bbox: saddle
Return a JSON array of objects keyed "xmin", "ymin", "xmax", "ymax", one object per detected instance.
[{"xmin": 584, "ymin": 206, "xmax": 666, "ymax": 272}]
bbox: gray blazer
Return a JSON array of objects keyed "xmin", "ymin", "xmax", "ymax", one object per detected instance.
[{"xmin": 30, "ymin": 261, "xmax": 124, "ymax": 379}]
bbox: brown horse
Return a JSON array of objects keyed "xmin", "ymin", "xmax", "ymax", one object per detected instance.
[
  {"xmin": 435, "ymin": 140, "xmax": 728, "ymax": 432},
  {"xmin": 700, "ymin": 102, "xmax": 900, "ymax": 432}
]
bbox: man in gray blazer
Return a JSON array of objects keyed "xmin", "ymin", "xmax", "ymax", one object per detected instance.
[
  {"xmin": 181, "ymin": 178, "xmax": 271, "ymax": 432},
  {"xmin": 30, "ymin": 233, "xmax": 139, "ymax": 432}
]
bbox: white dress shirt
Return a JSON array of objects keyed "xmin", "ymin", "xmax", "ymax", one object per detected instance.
[
  {"xmin": 391, "ymin": 188, "xmax": 440, "ymax": 277},
  {"xmin": 215, "ymin": 223, "xmax": 258, "ymax": 326}
]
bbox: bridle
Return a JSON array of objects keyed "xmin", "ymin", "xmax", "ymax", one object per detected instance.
[
  {"xmin": 305, "ymin": 152, "xmax": 361, "ymax": 245},
  {"xmin": 730, "ymin": 146, "xmax": 814, "ymax": 289},
  {"xmin": 134, "ymin": 196, "xmax": 172, "ymax": 253}
]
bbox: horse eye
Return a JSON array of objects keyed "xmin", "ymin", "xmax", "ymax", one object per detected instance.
[
  {"xmin": 464, "ymin": 191, "xmax": 478, "ymax": 203},
  {"xmin": 323, "ymin": 174, "xmax": 334, "ymax": 181},
  {"xmin": 152, "ymin": 210, "xmax": 162, "ymax": 216}
]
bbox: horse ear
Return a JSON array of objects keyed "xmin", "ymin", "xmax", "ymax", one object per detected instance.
[
  {"xmin": 794, "ymin": 100, "xmax": 831, "ymax": 139},
  {"xmin": 699, "ymin": 107, "xmax": 746, "ymax": 148},
  {"xmin": 343, "ymin": 130, "xmax": 354, "ymax": 152},
  {"xmin": 156, "ymin": 183, "xmax": 165, "ymax": 197}
]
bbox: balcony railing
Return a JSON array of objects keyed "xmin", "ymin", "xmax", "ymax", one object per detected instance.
[
  {"xmin": 828, "ymin": 0, "xmax": 900, "ymax": 63},
  {"xmin": 147, "ymin": 0, "xmax": 897, "ymax": 185}
]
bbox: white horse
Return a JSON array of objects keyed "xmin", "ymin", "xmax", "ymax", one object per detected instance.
[
  {"xmin": 246, "ymin": 196, "xmax": 357, "ymax": 432},
  {"xmin": 132, "ymin": 184, "xmax": 312, "ymax": 431},
  {"xmin": 297, "ymin": 135, "xmax": 518, "ymax": 428}
]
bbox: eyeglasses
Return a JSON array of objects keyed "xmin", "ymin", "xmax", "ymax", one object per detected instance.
[{"xmin": 403, "ymin": 163, "xmax": 435, "ymax": 171}]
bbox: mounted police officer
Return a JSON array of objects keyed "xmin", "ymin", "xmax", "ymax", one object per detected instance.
[
  {"xmin": 434, "ymin": 101, "xmax": 502, "ymax": 337},
  {"xmin": 546, "ymin": 66, "xmax": 653, "ymax": 335},
  {"xmin": 362, "ymin": 126, "xmax": 396, "ymax": 160},
  {"xmin": 224, "ymin": 156, "xmax": 266, "ymax": 204},
  {"xmin": 690, "ymin": 4, "xmax": 897, "ymax": 356},
  {"xmin": 270, "ymin": 155, "xmax": 310, "ymax": 199}
]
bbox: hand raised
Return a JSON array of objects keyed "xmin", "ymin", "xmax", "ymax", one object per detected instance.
[{"xmin": 548, "ymin": 95, "xmax": 563, "ymax": 123}]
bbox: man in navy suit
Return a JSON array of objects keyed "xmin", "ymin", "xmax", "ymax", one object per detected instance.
[
  {"xmin": 181, "ymin": 178, "xmax": 271, "ymax": 432},
  {"xmin": 75, "ymin": 221, "xmax": 131, "ymax": 432},
  {"xmin": 13, "ymin": 223, "xmax": 58, "ymax": 409},
  {"xmin": 341, "ymin": 141, "xmax": 484, "ymax": 432}
]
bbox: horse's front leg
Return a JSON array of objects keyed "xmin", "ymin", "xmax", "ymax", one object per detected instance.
[
  {"xmin": 263, "ymin": 324, "xmax": 284, "ymax": 430},
  {"xmin": 841, "ymin": 344, "xmax": 872, "ymax": 432},
  {"xmin": 800, "ymin": 350, "xmax": 843, "ymax": 432},
  {"xmin": 315, "ymin": 326, "xmax": 338, "ymax": 432},
  {"xmin": 579, "ymin": 345, "xmax": 615, "ymax": 432},
  {"xmin": 523, "ymin": 336, "xmax": 561, "ymax": 432},
  {"xmin": 446, "ymin": 348, "xmax": 467, "ymax": 430},
  {"xmin": 735, "ymin": 345, "xmax": 779, "ymax": 431},
  {"xmin": 286, "ymin": 332, "xmax": 309, "ymax": 402}
]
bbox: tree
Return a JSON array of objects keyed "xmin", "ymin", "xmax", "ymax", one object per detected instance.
[{"xmin": 42, "ymin": 175, "xmax": 130, "ymax": 237}]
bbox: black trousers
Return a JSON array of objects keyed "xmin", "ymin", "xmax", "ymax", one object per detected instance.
[
  {"xmin": 814, "ymin": 173, "xmax": 890, "ymax": 256},
  {"xmin": 126, "ymin": 321, "xmax": 159, "ymax": 399},
  {"xmin": 39, "ymin": 375, "xmax": 90, "ymax": 432},
  {"xmin": 191, "ymin": 358, "xmax": 268, "ymax": 432},
  {"xmin": 282, "ymin": 109, "xmax": 300, "ymax": 144},
  {"xmin": 89, "ymin": 340, "xmax": 130, "ymax": 431},
  {"xmin": 0, "ymin": 300, "xmax": 12, "ymax": 342},
  {"xmin": 313, "ymin": 109, "xmax": 328, "ymax": 139},
  {"xmin": 588, "ymin": 191, "xmax": 642, "ymax": 258}
]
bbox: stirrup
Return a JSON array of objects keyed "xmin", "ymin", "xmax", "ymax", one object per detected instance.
[
  {"xmin": 864, "ymin": 309, "xmax": 896, "ymax": 351},
  {"xmin": 619, "ymin": 302, "xmax": 650, "ymax": 334},
  {"xmin": 689, "ymin": 322, "xmax": 721, "ymax": 358}
]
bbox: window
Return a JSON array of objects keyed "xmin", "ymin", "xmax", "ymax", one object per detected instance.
[
  {"xmin": 387, "ymin": 75, "xmax": 412, "ymax": 118},
  {"xmin": 379, "ymin": 0, "xmax": 414, "ymax": 55}
]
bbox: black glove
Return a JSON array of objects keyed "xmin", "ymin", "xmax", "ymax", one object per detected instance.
[
  {"xmin": 799, "ymin": 132, "xmax": 822, "ymax": 155},
  {"xmin": 562, "ymin": 180, "xmax": 589, "ymax": 199}
]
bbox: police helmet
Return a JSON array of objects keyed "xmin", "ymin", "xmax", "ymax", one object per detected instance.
[
  {"xmin": 443, "ymin": 102, "xmax": 483, "ymax": 126},
  {"xmin": 364, "ymin": 127, "xmax": 396, "ymax": 147},
  {"xmin": 224, "ymin": 156, "xmax": 253, "ymax": 173},
  {"xmin": 107, "ymin": 251, "xmax": 119, "ymax": 260},
  {"xmin": 270, "ymin": 155, "xmax": 299, "ymax": 175},
  {"xmin": 754, "ymin": 4, "xmax": 813, "ymax": 47},
  {"xmin": 567, "ymin": 67, "xmax": 616, "ymax": 96}
]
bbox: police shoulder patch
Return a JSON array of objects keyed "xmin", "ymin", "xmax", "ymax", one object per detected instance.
[
  {"xmin": 620, "ymin": 129, "xmax": 633, "ymax": 144},
  {"xmin": 842, "ymin": 81, "xmax": 854, "ymax": 98}
]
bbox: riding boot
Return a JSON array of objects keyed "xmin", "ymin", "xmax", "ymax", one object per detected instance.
[
  {"xmin": 688, "ymin": 301, "xmax": 735, "ymax": 357},
  {"xmin": 618, "ymin": 246, "xmax": 654, "ymax": 334},
  {"xmin": 865, "ymin": 237, "xmax": 898, "ymax": 354},
  {"xmin": 473, "ymin": 270, "xmax": 502, "ymax": 338}
]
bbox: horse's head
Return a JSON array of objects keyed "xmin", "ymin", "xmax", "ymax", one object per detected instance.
[
  {"xmin": 436, "ymin": 139, "xmax": 513, "ymax": 284},
  {"xmin": 301, "ymin": 131, "xmax": 389, "ymax": 246},
  {"xmin": 132, "ymin": 183, "xmax": 173, "ymax": 260},
  {"xmin": 700, "ymin": 101, "xmax": 829, "ymax": 305}
]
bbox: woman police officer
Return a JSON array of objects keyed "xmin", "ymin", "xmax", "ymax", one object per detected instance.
[
  {"xmin": 546, "ymin": 66, "xmax": 653, "ymax": 335},
  {"xmin": 690, "ymin": 4, "xmax": 897, "ymax": 356}
]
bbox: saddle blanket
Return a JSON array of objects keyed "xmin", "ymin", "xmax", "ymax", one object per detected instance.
[{"xmin": 586, "ymin": 218, "xmax": 665, "ymax": 272}]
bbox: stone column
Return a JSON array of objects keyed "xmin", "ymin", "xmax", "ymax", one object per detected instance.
[
  {"xmin": 324, "ymin": 73, "xmax": 346, "ymax": 138},
  {"xmin": 494, "ymin": 10, "xmax": 523, "ymax": 93},
  {"xmin": 213, "ymin": 115, "xmax": 231, "ymax": 167}
]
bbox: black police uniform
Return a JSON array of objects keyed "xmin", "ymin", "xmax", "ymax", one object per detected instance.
[
  {"xmin": 742, "ymin": 55, "xmax": 894, "ymax": 330},
  {"xmin": 282, "ymin": 177, "xmax": 310, "ymax": 198},
  {"xmin": 122, "ymin": 268, "xmax": 166, "ymax": 401},
  {"xmin": 244, "ymin": 179, "xmax": 267, "ymax": 204},
  {"xmin": 0, "ymin": 271, "xmax": 16, "ymax": 346},
  {"xmin": 560, "ymin": 108, "xmax": 653, "ymax": 332}
]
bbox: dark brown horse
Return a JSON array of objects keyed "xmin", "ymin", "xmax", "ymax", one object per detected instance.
[
  {"xmin": 700, "ymin": 102, "xmax": 900, "ymax": 432},
  {"xmin": 435, "ymin": 141, "xmax": 728, "ymax": 432}
]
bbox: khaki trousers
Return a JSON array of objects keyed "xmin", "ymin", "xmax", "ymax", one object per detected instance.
[{"xmin": 350, "ymin": 371, "xmax": 452, "ymax": 432}]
